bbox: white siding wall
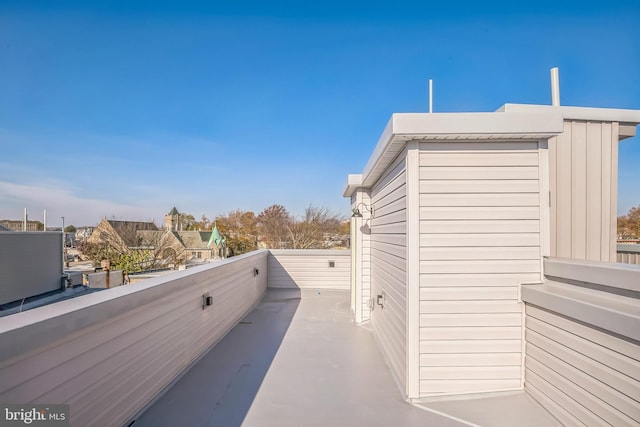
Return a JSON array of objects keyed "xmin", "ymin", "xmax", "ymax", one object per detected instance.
[
  {"xmin": 523, "ymin": 258, "xmax": 640, "ymax": 426},
  {"xmin": 267, "ymin": 249, "xmax": 350, "ymax": 290},
  {"xmin": 370, "ymin": 153, "xmax": 408, "ymax": 395},
  {"xmin": 0, "ymin": 251, "xmax": 268, "ymax": 427},
  {"xmin": 351, "ymin": 191, "xmax": 372, "ymax": 322},
  {"xmin": 418, "ymin": 141, "xmax": 542, "ymax": 397},
  {"xmin": 549, "ymin": 120, "xmax": 619, "ymax": 262}
]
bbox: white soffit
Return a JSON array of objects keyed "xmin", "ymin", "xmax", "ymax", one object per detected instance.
[{"xmin": 352, "ymin": 111, "xmax": 564, "ymax": 190}]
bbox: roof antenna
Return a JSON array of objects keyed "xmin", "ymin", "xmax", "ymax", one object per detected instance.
[
  {"xmin": 428, "ymin": 79, "xmax": 433, "ymax": 113},
  {"xmin": 550, "ymin": 67, "xmax": 560, "ymax": 106}
]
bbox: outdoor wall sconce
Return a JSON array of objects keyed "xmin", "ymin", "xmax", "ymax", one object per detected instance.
[
  {"xmin": 376, "ymin": 292, "xmax": 385, "ymax": 309},
  {"xmin": 202, "ymin": 293, "xmax": 213, "ymax": 310},
  {"xmin": 352, "ymin": 202, "xmax": 374, "ymax": 218},
  {"xmin": 254, "ymin": 267, "xmax": 260, "ymax": 277}
]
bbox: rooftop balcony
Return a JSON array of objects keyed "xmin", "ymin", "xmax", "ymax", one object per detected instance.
[
  {"xmin": 2, "ymin": 100, "xmax": 639, "ymax": 426},
  {"xmin": 1, "ymin": 249, "xmax": 638, "ymax": 426}
]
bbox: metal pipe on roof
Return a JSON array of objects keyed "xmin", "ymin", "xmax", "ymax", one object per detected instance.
[
  {"xmin": 550, "ymin": 67, "xmax": 560, "ymax": 106},
  {"xmin": 428, "ymin": 79, "xmax": 433, "ymax": 113}
]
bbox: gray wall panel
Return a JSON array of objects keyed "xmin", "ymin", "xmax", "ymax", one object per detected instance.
[{"xmin": 0, "ymin": 232, "xmax": 63, "ymax": 305}]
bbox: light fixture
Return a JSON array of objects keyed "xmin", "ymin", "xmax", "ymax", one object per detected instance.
[
  {"xmin": 376, "ymin": 292, "xmax": 385, "ymax": 309},
  {"xmin": 202, "ymin": 293, "xmax": 213, "ymax": 310},
  {"xmin": 351, "ymin": 202, "xmax": 374, "ymax": 218}
]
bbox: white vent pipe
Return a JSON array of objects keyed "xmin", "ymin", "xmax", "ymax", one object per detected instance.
[{"xmin": 550, "ymin": 67, "xmax": 560, "ymax": 106}]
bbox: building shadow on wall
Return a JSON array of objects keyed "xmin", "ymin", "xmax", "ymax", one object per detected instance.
[
  {"xmin": 134, "ymin": 288, "xmax": 301, "ymax": 427},
  {"xmin": 266, "ymin": 253, "xmax": 302, "ymax": 289}
]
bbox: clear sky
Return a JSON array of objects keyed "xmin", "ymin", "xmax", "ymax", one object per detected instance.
[{"xmin": 1, "ymin": 0, "xmax": 639, "ymax": 227}]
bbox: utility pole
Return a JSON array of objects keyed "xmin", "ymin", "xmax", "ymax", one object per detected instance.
[{"xmin": 61, "ymin": 216, "xmax": 66, "ymax": 270}]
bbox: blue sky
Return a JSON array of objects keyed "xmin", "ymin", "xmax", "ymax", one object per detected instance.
[{"xmin": 1, "ymin": 1, "xmax": 639, "ymax": 227}]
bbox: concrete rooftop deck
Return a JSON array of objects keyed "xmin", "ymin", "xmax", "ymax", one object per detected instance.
[{"xmin": 135, "ymin": 288, "xmax": 557, "ymax": 427}]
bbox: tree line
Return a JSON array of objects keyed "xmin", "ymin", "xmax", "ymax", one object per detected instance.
[
  {"xmin": 618, "ymin": 204, "xmax": 640, "ymax": 239},
  {"xmin": 195, "ymin": 204, "xmax": 349, "ymax": 255}
]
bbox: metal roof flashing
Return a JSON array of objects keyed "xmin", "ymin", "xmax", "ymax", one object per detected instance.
[
  {"xmin": 499, "ymin": 103, "xmax": 640, "ymax": 124},
  {"xmin": 344, "ymin": 110, "xmax": 565, "ymax": 195}
]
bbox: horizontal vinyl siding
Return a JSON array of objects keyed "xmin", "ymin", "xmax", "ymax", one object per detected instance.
[
  {"xmin": 267, "ymin": 250, "xmax": 350, "ymax": 290},
  {"xmin": 525, "ymin": 304, "xmax": 640, "ymax": 427},
  {"xmin": 370, "ymin": 153, "xmax": 407, "ymax": 393},
  {"xmin": 419, "ymin": 142, "xmax": 541, "ymax": 397},
  {"xmin": 0, "ymin": 251, "xmax": 269, "ymax": 427}
]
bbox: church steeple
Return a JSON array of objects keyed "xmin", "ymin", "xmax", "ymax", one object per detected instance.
[{"xmin": 164, "ymin": 207, "xmax": 181, "ymax": 231}]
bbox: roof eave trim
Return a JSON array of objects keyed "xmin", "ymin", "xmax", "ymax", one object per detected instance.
[
  {"xmin": 499, "ymin": 103, "xmax": 640, "ymax": 124},
  {"xmin": 352, "ymin": 111, "xmax": 563, "ymax": 190},
  {"xmin": 343, "ymin": 174, "xmax": 363, "ymax": 198}
]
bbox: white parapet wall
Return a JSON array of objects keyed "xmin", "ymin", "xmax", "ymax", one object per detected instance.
[
  {"xmin": 0, "ymin": 250, "xmax": 269, "ymax": 427},
  {"xmin": 617, "ymin": 244, "xmax": 640, "ymax": 265},
  {"xmin": 522, "ymin": 257, "xmax": 640, "ymax": 426},
  {"xmin": 267, "ymin": 249, "xmax": 350, "ymax": 290}
]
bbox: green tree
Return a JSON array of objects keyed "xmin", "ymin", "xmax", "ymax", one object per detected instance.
[
  {"xmin": 216, "ymin": 210, "xmax": 258, "ymax": 255},
  {"xmin": 181, "ymin": 213, "xmax": 211, "ymax": 231},
  {"xmin": 180, "ymin": 214, "xmax": 197, "ymax": 230},
  {"xmin": 64, "ymin": 225, "xmax": 77, "ymax": 233}
]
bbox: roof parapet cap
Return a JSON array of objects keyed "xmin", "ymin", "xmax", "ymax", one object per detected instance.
[
  {"xmin": 499, "ymin": 103, "xmax": 640, "ymax": 124},
  {"xmin": 343, "ymin": 174, "xmax": 363, "ymax": 198}
]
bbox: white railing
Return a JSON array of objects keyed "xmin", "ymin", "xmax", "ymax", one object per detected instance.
[
  {"xmin": 0, "ymin": 250, "xmax": 269, "ymax": 427},
  {"xmin": 617, "ymin": 243, "xmax": 640, "ymax": 265}
]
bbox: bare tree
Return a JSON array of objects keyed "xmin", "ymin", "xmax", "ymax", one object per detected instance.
[
  {"xmin": 257, "ymin": 204, "xmax": 292, "ymax": 249},
  {"xmin": 288, "ymin": 205, "xmax": 343, "ymax": 249},
  {"xmin": 618, "ymin": 205, "xmax": 640, "ymax": 239},
  {"xmin": 81, "ymin": 219, "xmax": 178, "ymax": 272}
]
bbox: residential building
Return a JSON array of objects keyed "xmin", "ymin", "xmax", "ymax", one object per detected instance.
[
  {"xmin": 0, "ymin": 96, "xmax": 638, "ymax": 426},
  {"xmin": 86, "ymin": 208, "xmax": 220, "ymax": 267},
  {"xmin": 0, "ymin": 219, "xmax": 42, "ymax": 232}
]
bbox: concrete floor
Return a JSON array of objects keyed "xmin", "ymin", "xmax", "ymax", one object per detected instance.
[{"xmin": 135, "ymin": 288, "xmax": 557, "ymax": 427}]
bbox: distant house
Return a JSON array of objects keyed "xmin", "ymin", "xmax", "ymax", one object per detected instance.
[
  {"xmin": 75, "ymin": 226, "xmax": 95, "ymax": 241},
  {"xmin": 162, "ymin": 207, "xmax": 220, "ymax": 262},
  {"xmin": 87, "ymin": 209, "xmax": 220, "ymax": 268},
  {"xmin": 87, "ymin": 219, "xmax": 159, "ymax": 251}
]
